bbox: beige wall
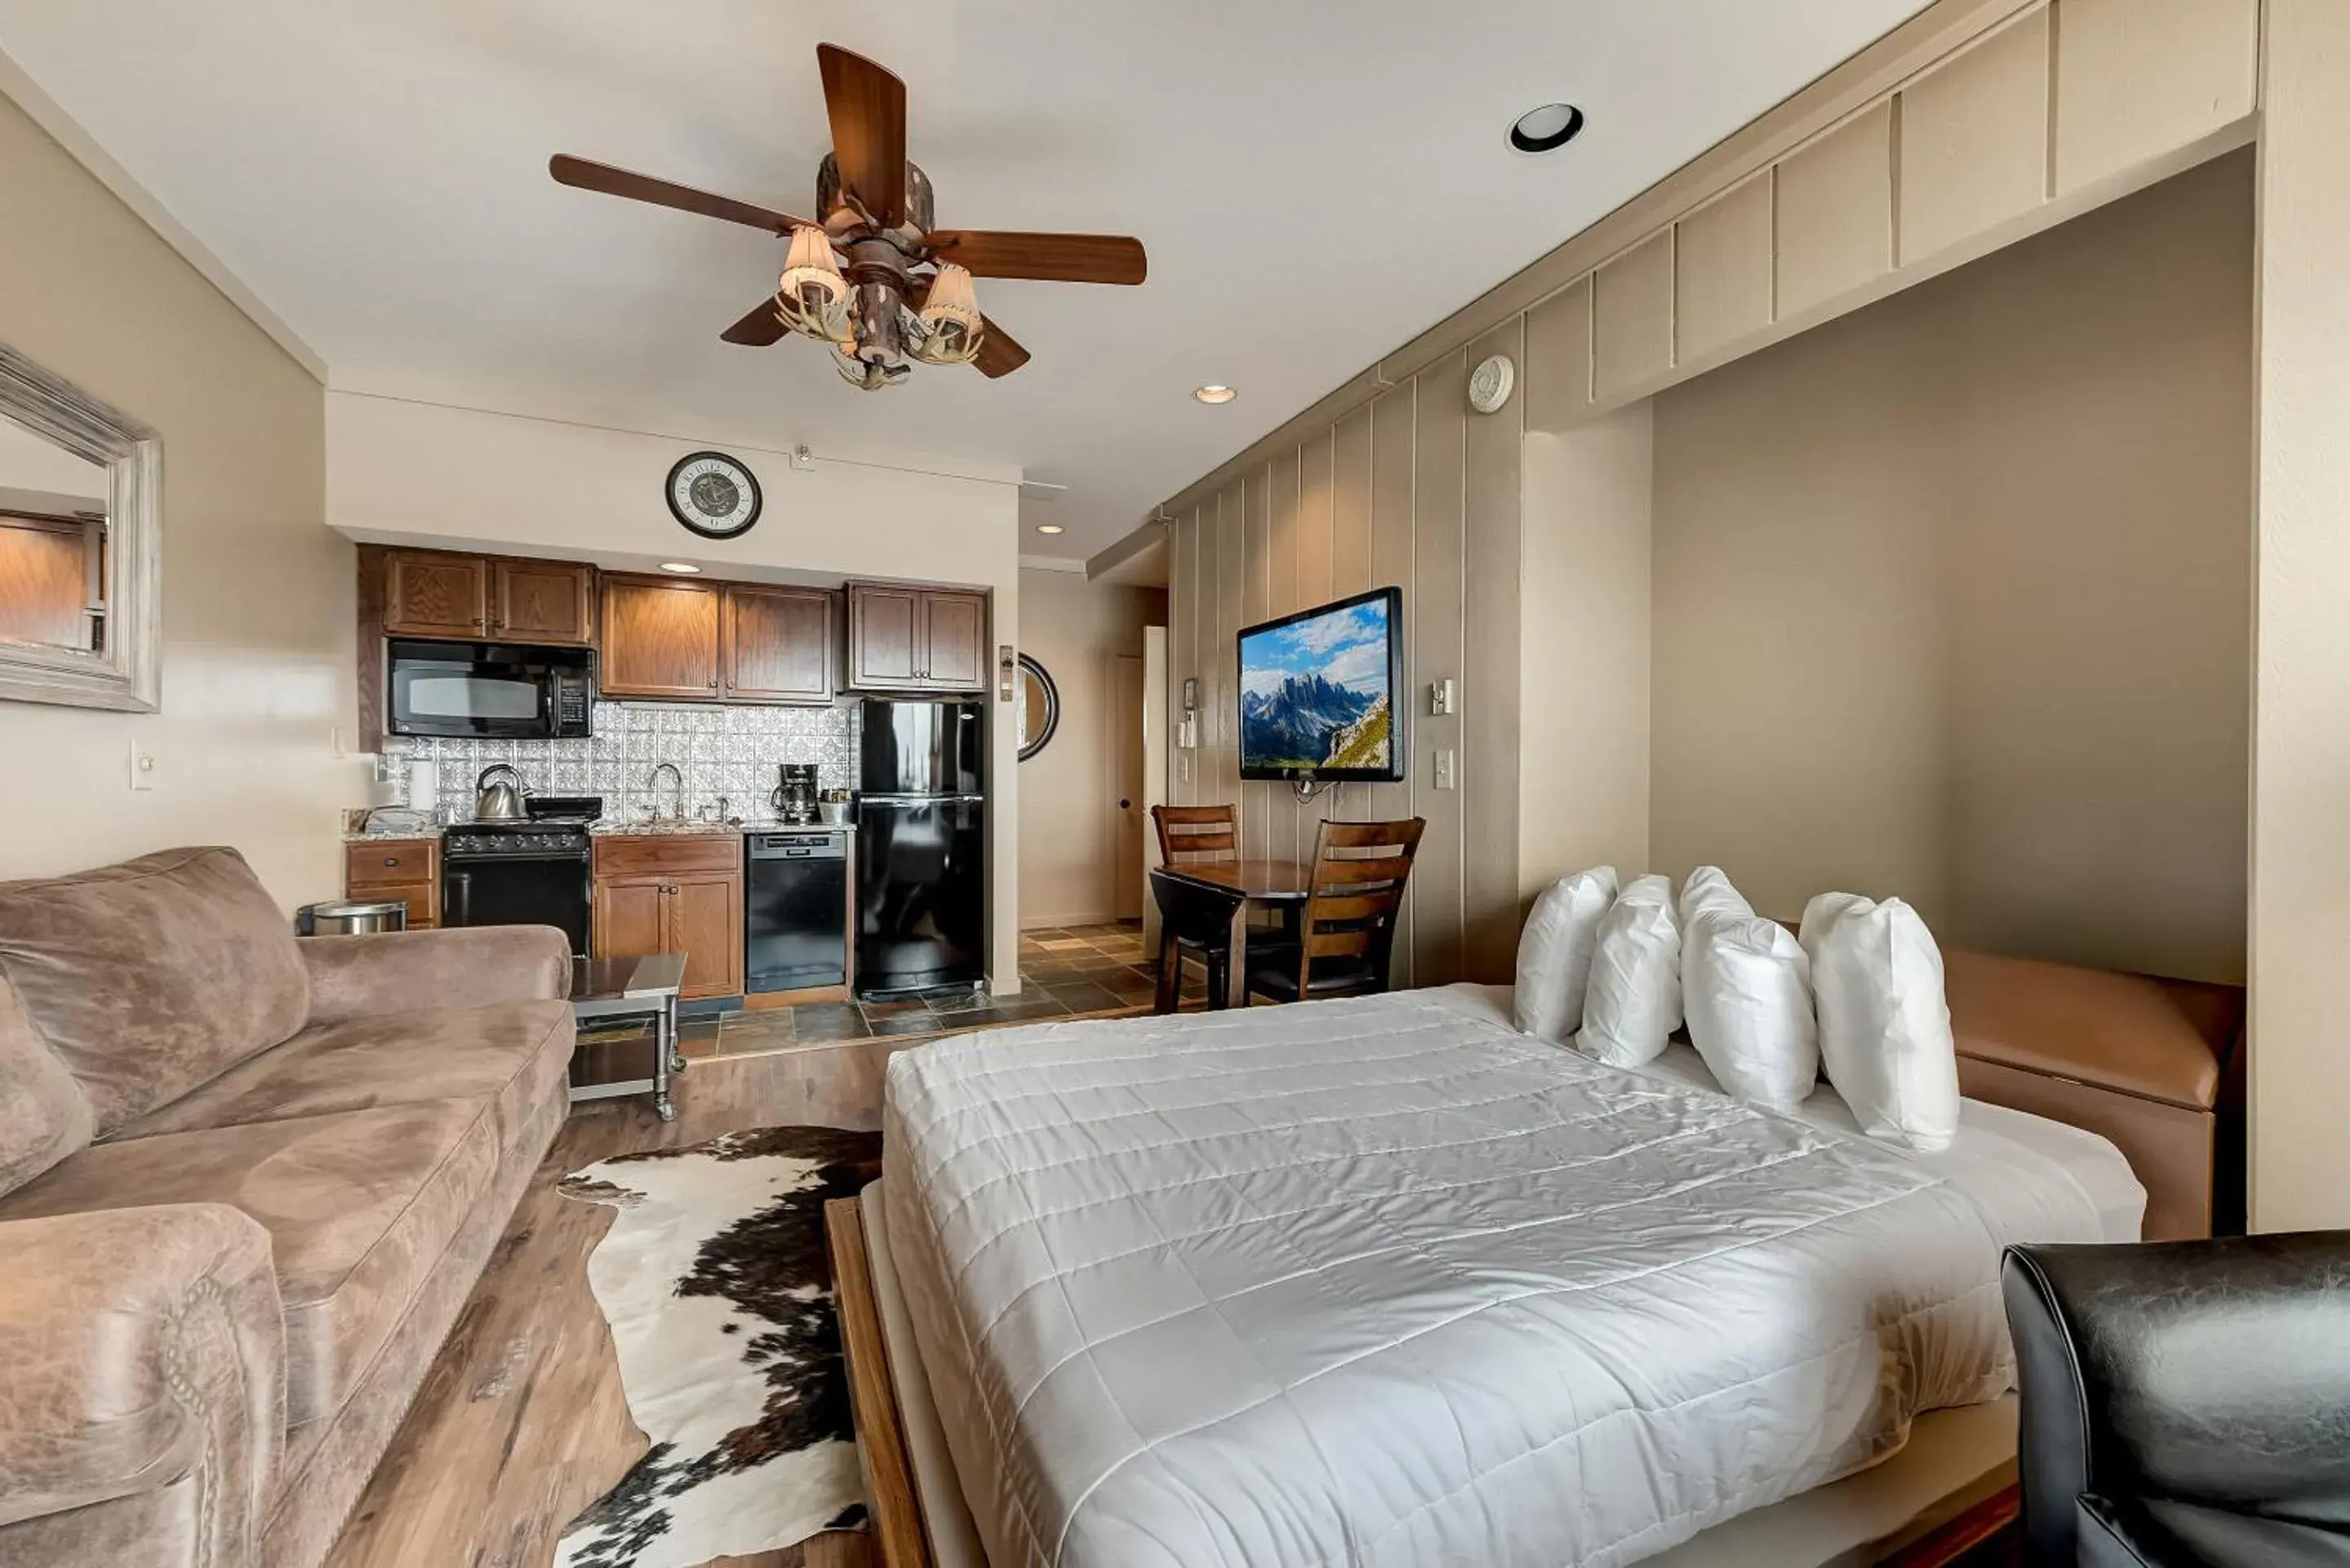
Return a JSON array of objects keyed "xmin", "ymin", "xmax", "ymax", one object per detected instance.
[
  {"xmin": 325, "ymin": 389, "xmax": 1030, "ymax": 992},
  {"xmin": 1015, "ymin": 567, "xmax": 1163, "ymax": 927},
  {"xmin": 0, "ymin": 91, "xmax": 358, "ymax": 905},
  {"xmin": 2248, "ymin": 0, "xmax": 2350, "ymax": 1231},
  {"xmin": 1650, "ymin": 153, "xmax": 2253, "ymax": 983},
  {"xmin": 1163, "ymin": 340, "xmax": 1526, "ymax": 988}
]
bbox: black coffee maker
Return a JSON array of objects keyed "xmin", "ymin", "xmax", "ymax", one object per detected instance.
[{"xmin": 771, "ymin": 763, "xmax": 819, "ymax": 824}]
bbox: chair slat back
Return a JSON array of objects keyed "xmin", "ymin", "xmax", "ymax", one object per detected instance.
[
  {"xmin": 1153, "ymin": 803, "xmax": 1239, "ymax": 864},
  {"xmin": 1295, "ymin": 818, "xmax": 1425, "ymax": 989}
]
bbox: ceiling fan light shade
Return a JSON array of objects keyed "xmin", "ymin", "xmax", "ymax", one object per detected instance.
[
  {"xmin": 776, "ymin": 224, "xmax": 852, "ymax": 342},
  {"xmin": 911, "ymin": 263, "xmax": 985, "ymax": 366}
]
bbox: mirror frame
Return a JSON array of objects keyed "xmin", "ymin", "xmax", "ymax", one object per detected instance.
[
  {"xmin": 0, "ymin": 341, "xmax": 162, "ymax": 712},
  {"xmin": 1015, "ymin": 652, "xmax": 1059, "ymax": 762}
]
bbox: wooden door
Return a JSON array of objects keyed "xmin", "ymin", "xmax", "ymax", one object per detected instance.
[
  {"xmin": 600, "ymin": 575, "xmax": 722, "ymax": 700},
  {"xmin": 848, "ymin": 583, "xmax": 922, "ymax": 687},
  {"xmin": 920, "ymin": 591, "xmax": 988, "ymax": 689},
  {"xmin": 723, "ymin": 585, "xmax": 833, "ymax": 704},
  {"xmin": 383, "ymin": 550, "xmax": 489, "ymax": 639},
  {"xmin": 493, "ymin": 559, "xmax": 594, "ymax": 645},
  {"xmin": 1113, "ymin": 652, "xmax": 1146, "ymax": 921},
  {"xmin": 668, "ymin": 872, "xmax": 744, "ymax": 999},
  {"xmin": 593, "ymin": 877, "xmax": 667, "ymax": 961}
]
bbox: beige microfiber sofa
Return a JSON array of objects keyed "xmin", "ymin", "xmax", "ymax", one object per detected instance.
[{"xmin": 0, "ymin": 846, "xmax": 575, "ymax": 1568}]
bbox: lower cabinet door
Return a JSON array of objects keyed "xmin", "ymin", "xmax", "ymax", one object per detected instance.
[
  {"xmin": 669, "ymin": 873, "xmax": 744, "ymax": 999},
  {"xmin": 593, "ymin": 877, "xmax": 667, "ymax": 961}
]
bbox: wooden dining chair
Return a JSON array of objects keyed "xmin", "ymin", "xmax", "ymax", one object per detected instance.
[
  {"xmin": 1151, "ymin": 803, "xmax": 1238, "ymax": 864},
  {"xmin": 1148, "ymin": 804, "xmax": 1240, "ymax": 1011},
  {"xmin": 1246, "ymin": 818, "xmax": 1427, "ymax": 1005}
]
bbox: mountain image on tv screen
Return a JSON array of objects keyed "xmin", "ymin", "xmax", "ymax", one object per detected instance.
[{"xmin": 1240, "ymin": 594, "xmax": 1394, "ymax": 774}]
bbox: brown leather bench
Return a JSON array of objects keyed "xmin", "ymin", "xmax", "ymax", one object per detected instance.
[{"xmin": 1942, "ymin": 949, "xmax": 2244, "ymax": 1240}]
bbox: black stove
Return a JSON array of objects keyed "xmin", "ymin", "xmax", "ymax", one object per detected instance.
[{"xmin": 442, "ymin": 796, "xmax": 600, "ymax": 955}]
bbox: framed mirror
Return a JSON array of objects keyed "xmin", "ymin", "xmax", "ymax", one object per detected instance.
[
  {"xmin": 0, "ymin": 342, "xmax": 162, "ymax": 712},
  {"xmin": 1015, "ymin": 653, "xmax": 1059, "ymax": 761}
]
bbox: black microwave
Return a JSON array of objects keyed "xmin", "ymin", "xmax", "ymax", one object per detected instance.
[{"xmin": 385, "ymin": 639, "xmax": 595, "ymax": 739}]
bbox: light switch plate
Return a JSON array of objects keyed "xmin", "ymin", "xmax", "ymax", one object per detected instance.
[
  {"xmin": 1433, "ymin": 748, "xmax": 1457, "ymax": 790},
  {"xmin": 1430, "ymin": 678, "xmax": 1457, "ymax": 716},
  {"xmin": 128, "ymin": 739, "xmax": 156, "ymax": 791}
]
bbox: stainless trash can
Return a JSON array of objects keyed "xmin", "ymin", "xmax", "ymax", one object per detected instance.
[{"xmin": 296, "ymin": 899, "xmax": 409, "ymax": 935}]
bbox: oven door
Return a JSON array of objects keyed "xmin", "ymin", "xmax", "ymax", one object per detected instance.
[
  {"xmin": 442, "ymin": 853, "xmax": 593, "ymax": 957},
  {"xmin": 388, "ymin": 640, "xmax": 558, "ymax": 740}
]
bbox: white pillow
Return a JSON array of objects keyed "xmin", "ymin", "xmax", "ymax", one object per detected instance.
[
  {"xmin": 1574, "ymin": 873, "xmax": 1681, "ymax": 1068},
  {"xmin": 1678, "ymin": 864, "xmax": 1753, "ymax": 926},
  {"xmin": 1799, "ymin": 892, "xmax": 1960, "ymax": 1151},
  {"xmin": 1683, "ymin": 906, "xmax": 1818, "ymax": 1111},
  {"xmin": 1513, "ymin": 866, "xmax": 1619, "ymax": 1044}
]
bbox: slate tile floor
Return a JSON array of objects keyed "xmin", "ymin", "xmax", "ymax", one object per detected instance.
[{"xmin": 672, "ymin": 920, "xmax": 1196, "ymax": 1063}]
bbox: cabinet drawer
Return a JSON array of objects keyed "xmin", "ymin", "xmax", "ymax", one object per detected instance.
[
  {"xmin": 594, "ymin": 834, "xmax": 743, "ymax": 879},
  {"xmin": 364, "ymin": 882, "xmax": 439, "ymax": 931},
  {"xmin": 346, "ymin": 839, "xmax": 438, "ymax": 888}
]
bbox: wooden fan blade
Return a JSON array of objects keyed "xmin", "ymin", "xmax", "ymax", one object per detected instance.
[
  {"xmin": 721, "ymin": 295, "xmax": 788, "ymax": 346},
  {"xmin": 926, "ymin": 229, "xmax": 1146, "ymax": 285},
  {"xmin": 550, "ymin": 154, "xmax": 807, "ymax": 234},
  {"xmin": 816, "ymin": 44, "xmax": 908, "ymax": 227},
  {"xmin": 975, "ymin": 316, "xmax": 1031, "ymax": 379}
]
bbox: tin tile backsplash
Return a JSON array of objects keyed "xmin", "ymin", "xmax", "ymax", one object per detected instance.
[{"xmin": 384, "ymin": 700, "xmax": 858, "ymax": 824}]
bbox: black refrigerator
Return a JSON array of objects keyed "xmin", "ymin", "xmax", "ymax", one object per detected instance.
[{"xmin": 856, "ymin": 697, "xmax": 986, "ymax": 997}]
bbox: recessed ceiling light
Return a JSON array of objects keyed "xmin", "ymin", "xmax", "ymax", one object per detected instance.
[
  {"xmin": 657, "ymin": 561, "xmax": 702, "ymax": 574},
  {"xmin": 1193, "ymin": 384, "xmax": 1237, "ymax": 404},
  {"xmin": 1508, "ymin": 103, "xmax": 1585, "ymax": 154},
  {"xmin": 1034, "ymin": 524, "xmax": 1066, "ymax": 535}
]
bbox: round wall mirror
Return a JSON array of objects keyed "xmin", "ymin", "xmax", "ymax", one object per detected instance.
[{"xmin": 1015, "ymin": 654, "xmax": 1059, "ymax": 761}]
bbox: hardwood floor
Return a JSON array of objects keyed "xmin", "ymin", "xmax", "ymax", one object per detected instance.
[{"xmin": 327, "ymin": 1042, "xmax": 903, "ymax": 1568}]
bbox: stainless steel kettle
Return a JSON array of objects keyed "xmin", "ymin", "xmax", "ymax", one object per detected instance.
[{"xmin": 473, "ymin": 764, "xmax": 528, "ymax": 822}]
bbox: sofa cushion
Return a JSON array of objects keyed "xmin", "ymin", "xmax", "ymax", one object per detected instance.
[
  {"xmin": 0, "ymin": 847, "xmax": 309, "ymax": 1136},
  {"xmin": 0, "ymin": 982, "xmax": 92, "ymax": 1199},
  {"xmin": 0, "ymin": 1102, "xmax": 496, "ymax": 1429},
  {"xmin": 115, "ymin": 1000, "xmax": 574, "ymax": 1157}
]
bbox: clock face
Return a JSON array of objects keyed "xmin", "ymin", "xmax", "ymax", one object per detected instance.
[{"xmin": 665, "ymin": 451, "xmax": 762, "ymax": 539}]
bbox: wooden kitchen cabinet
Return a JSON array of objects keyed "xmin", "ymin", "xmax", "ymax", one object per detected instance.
[
  {"xmin": 378, "ymin": 549, "xmax": 593, "ymax": 646},
  {"xmin": 592, "ymin": 834, "xmax": 744, "ymax": 1001},
  {"xmin": 599, "ymin": 575, "xmax": 723, "ymax": 700},
  {"xmin": 722, "ymin": 584, "xmax": 834, "ymax": 704},
  {"xmin": 491, "ymin": 557, "xmax": 595, "ymax": 645},
  {"xmin": 382, "ymin": 550, "xmax": 489, "ymax": 640},
  {"xmin": 846, "ymin": 581, "xmax": 988, "ymax": 691},
  {"xmin": 343, "ymin": 837, "xmax": 441, "ymax": 930}
]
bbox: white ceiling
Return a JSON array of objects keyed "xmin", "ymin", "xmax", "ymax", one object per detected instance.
[{"xmin": 0, "ymin": 1, "xmax": 1928, "ymax": 557}]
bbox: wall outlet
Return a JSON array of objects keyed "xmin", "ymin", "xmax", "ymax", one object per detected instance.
[
  {"xmin": 1433, "ymin": 748, "xmax": 1457, "ymax": 790},
  {"xmin": 128, "ymin": 739, "xmax": 157, "ymax": 791}
]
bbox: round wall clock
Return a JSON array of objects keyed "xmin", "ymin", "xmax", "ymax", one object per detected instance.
[
  {"xmin": 665, "ymin": 451, "xmax": 762, "ymax": 539},
  {"xmin": 1468, "ymin": 354, "xmax": 1516, "ymax": 415}
]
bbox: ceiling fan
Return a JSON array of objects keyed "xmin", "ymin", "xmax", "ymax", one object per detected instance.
[{"xmin": 550, "ymin": 43, "xmax": 1147, "ymax": 390}]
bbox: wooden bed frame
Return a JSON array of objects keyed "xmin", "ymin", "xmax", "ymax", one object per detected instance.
[{"xmin": 826, "ymin": 1187, "xmax": 2021, "ymax": 1568}]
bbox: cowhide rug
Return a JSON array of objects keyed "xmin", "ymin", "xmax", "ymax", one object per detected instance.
[{"xmin": 554, "ymin": 1125, "xmax": 883, "ymax": 1568}]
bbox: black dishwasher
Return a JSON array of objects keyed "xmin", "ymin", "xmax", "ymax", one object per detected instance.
[{"xmin": 745, "ymin": 832, "xmax": 850, "ymax": 993}]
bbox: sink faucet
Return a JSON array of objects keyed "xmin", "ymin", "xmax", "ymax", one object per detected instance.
[{"xmin": 646, "ymin": 762, "xmax": 685, "ymax": 823}]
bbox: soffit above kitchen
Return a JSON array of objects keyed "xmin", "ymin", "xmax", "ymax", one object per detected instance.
[{"xmin": 0, "ymin": 0, "xmax": 1929, "ymax": 556}]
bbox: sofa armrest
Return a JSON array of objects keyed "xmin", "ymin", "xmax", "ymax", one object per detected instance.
[
  {"xmin": 299, "ymin": 924, "xmax": 571, "ymax": 1024},
  {"xmin": 0, "ymin": 1204, "xmax": 283, "ymax": 1546},
  {"xmin": 2004, "ymin": 1233, "xmax": 2350, "ymax": 1566}
]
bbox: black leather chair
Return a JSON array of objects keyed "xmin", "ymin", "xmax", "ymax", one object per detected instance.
[{"xmin": 2003, "ymin": 1233, "xmax": 2350, "ymax": 1566}]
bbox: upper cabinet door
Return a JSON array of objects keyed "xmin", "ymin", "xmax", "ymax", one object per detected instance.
[
  {"xmin": 492, "ymin": 558, "xmax": 595, "ymax": 645},
  {"xmin": 599, "ymin": 575, "xmax": 722, "ymax": 700},
  {"xmin": 848, "ymin": 583, "xmax": 925, "ymax": 688},
  {"xmin": 919, "ymin": 591, "xmax": 988, "ymax": 690},
  {"xmin": 723, "ymin": 584, "xmax": 834, "ymax": 704},
  {"xmin": 383, "ymin": 550, "xmax": 489, "ymax": 640}
]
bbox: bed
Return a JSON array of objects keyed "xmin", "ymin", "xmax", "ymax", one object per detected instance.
[{"xmin": 860, "ymin": 982, "xmax": 2145, "ymax": 1568}]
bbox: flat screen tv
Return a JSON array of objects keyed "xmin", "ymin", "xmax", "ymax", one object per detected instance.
[{"xmin": 1237, "ymin": 586, "xmax": 1404, "ymax": 782}]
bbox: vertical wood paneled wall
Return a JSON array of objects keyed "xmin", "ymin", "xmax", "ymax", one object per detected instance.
[{"xmin": 1162, "ymin": 345, "xmax": 1525, "ymax": 987}]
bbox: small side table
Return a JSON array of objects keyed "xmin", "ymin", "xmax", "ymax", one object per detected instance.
[{"xmin": 569, "ymin": 953, "xmax": 687, "ymax": 1122}]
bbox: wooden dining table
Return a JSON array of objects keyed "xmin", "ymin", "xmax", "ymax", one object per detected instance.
[{"xmin": 1150, "ymin": 858, "xmax": 1313, "ymax": 1011}]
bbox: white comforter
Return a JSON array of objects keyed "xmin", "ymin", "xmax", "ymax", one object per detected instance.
[{"xmin": 883, "ymin": 986, "xmax": 2121, "ymax": 1568}]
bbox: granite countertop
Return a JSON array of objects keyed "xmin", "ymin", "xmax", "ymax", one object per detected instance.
[{"xmin": 344, "ymin": 817, "xmax": 855, "ymax": 842}]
